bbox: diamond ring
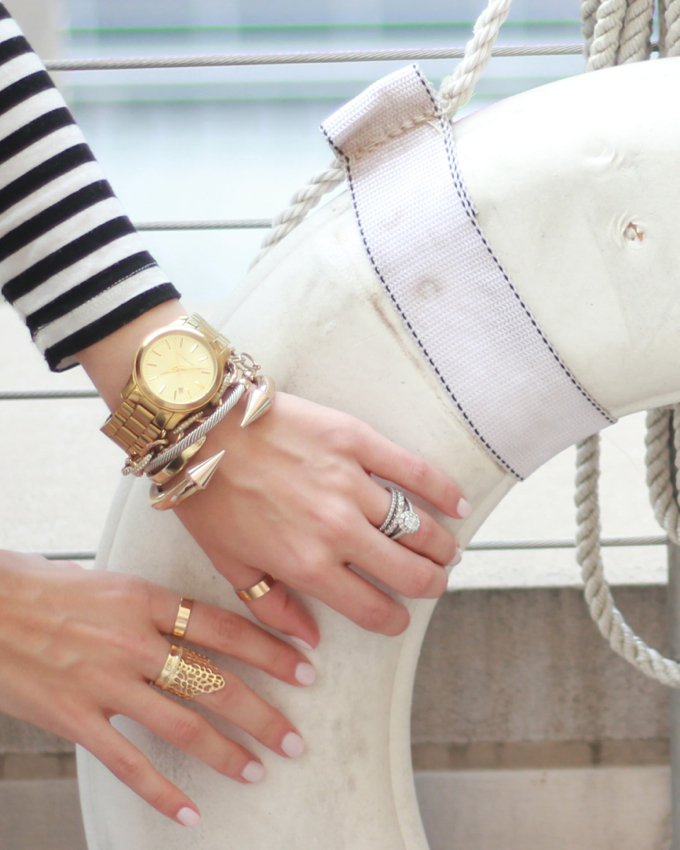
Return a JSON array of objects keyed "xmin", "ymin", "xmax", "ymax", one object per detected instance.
[{"xmin": 379, "ymin": 486, "xmax": 421, "ymax": 540}]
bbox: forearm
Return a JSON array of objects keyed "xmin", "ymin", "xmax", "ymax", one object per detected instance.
[{"xmin": 0, "ymin": 3, "xmax": 180, "ymax": 372}]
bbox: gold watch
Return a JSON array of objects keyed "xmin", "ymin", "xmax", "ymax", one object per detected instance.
[{"xmin": 102, "ymin": 314, "xmax": 234, "ymax": 458}]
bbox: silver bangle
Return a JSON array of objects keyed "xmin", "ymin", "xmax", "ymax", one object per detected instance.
[{"xmin": 144, "ymin": 382, "xmax": 246, "ymax": 475}]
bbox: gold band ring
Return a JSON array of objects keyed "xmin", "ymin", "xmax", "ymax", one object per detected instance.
[
  {"xmin": 172, "ymin": 597, "xmax": 194, "ymax": 639},
  {"xmin": 235, "ymin": 574, "xmax": 276, "ymax": 602},
  {"xmin": 154, "ymin": 645, "xmax": 225, "ymax": 699}
]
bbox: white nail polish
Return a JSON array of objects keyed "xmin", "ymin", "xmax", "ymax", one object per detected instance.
[
  {"xmin": 281, "ymin": 731, "xmax": 305, "ymax": 758},
  {"xmin": 457, "ymin": 497, "xmax": 472, "ymax": 518},
  {"xmin": 290, "ymin": 636, "xmax": 314, "ymax": 652},
  {"xmin": 241, "ymin": 761, "xmax": 265, "ymax": 783},
  {"xmin": 451, "ymin": 547, "xmax": 462, "ymax": 567},
  {"xmin": 295, "ymin": 662, "xmax": 317, "ymax": 686},
  {"xmin": 177, "ymin": 807, "xmax": 201, "ymax": 827}
]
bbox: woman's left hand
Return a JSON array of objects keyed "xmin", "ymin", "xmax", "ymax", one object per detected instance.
[{"xmin": 174, "ymin": 391, "xmax": 466, "ymax": 648}]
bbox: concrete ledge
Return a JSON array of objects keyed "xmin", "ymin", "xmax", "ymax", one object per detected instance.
[
  {"xmin": 0, "ymin": 716, "xmax": 74, "ymax": 755},
  {"xmin": 0, "ymin": 753, "xmax": 76, "ymax": 779},
  {"xmin": 0, "ymin": 779, "xmax": 87, "ymax": 850},
  {"xmin": 412, "ymin": 738, "xmax": 670, "ymax": 770},
  {"xmin": 415, "ymin": 767, "xmax": 671, "ymax": 850},
  {"xmin": 412, "ymin": 585, "xmax": 669, "ymax": 744},
  {"xmin": 2, "ymin": 766, "xmax": 668, "ymax": 850}
]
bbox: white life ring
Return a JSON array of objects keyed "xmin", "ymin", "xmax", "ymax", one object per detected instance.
[{"xmin": 78, "ymin": 57, "xmax": 680, "ymax": 849}]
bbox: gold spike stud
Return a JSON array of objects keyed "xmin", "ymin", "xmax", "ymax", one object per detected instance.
[
  {"xmin": 149, "ymin": 450, "xmax": 225, "ymax": 511},
  {"xmin": 240, "ymin": 375, "xmax": 276, "ymax": 428}
]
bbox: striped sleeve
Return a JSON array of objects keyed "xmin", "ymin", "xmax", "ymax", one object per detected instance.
[{"xmin": 0, "ymin": 4, "xmax": 181, "ymax": 371}]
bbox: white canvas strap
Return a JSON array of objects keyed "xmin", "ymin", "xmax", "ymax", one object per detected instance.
[{"xmin": 321, "ymin": 64, "xmax": 614, "ymax": 479}]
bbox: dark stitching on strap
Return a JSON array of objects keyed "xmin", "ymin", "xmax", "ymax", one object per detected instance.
[
  {"xmin": 439, "ymin": 113, "xmax": 615, "ymax": 425},
  {"xmin": 321, "ymin": 121, "xmax": 522, "ymax": 480}
]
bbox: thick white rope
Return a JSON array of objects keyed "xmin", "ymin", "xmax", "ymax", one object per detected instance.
[
  {"xmin": 664, "ymin": 0, "xmax": 680, "ymax": 54},
  {"xmin": 645, "ymin": 406, "xmax": 680, "ymax": 543},
  {"xmin": 617, "ymin": 0, "xmax": 656, "ymax": 62},
  {"xmin": 576, "ymin": 436, "xmax": 680, "ymax": 685},
  {"xmin": 585, "ymin": 0, "xmax": 629, "ymax": 71},
  {"xmin": 575, "ymin": 0, "xmax": 680, "ymax": 688},
  {"xmin": 439, "ymin": 0, "xmax": 513, "ymax": 117},
  {"xmin": 581, "ymin": 0, "xmax": 603, "ymax": 57}
]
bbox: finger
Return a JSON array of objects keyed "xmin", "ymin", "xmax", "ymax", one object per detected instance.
[
  {"xmin": 150, "ymin": 594, "xmax": 317, "ymax": 686},
  {"xmin": 363, "ymin": 482, "xmax": 459, "ymax": 566},
  {"xmin": 194, "ymin": 670, "xmax": 305, "ymax": 759},
  {"xmin": 391, "ymin": 511, "xmax": 460, "ymax": 565},
  {"xmin": 81, "ymin": 718, "xmax": 203, "ymax": 826},
  {"xmin": 239, "ymin": 580, "xmax": 319, "ymax": 650},
  {"xmin": 137, "ymin": 642, "xmax": 307, "ymax": 760},
  {"xmin": 353, "ymin": 429, "xmax": 471, "ymax": 519},
  {"xmin": 123, "ymin": 685, "xmax": 268, "ymax": 780},
  {"xmin": 291, "ymin": 562, "xmax": 411, "ymax": 636},
  {"xmin": 348, "ymin": 526, "xmax": 449, "ymax": 599},
  {"xmin": 208, "ymin": 557, "xmax": 320, "ymax": 649}
]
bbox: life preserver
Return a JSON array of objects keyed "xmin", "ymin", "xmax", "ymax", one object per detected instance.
[{"xmin": 77, "ymin": 57, "xmax": 680, "ymax": 849}]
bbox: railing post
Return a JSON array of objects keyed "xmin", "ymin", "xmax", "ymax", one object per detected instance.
[{"xmin": 669, "ymin": 540, "xmax": 680, "ymax": 848}]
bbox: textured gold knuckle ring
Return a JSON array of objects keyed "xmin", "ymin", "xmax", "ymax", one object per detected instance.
[
  {"xmin": 172, "ymin": 597, "xmax": 194, "ymax": 639},
  {"xmin": 154, "ymin": 645, "xmax": 225, "ymax": 699},
  {"xmin": 235, "ymin": 574, "xmax": 276, "ymax": 602}
]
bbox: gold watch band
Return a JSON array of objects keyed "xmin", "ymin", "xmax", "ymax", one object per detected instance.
[
  {"xmin": 102, "ymin": 314, "xmax": 232, "ymax": 458},
  {"xmin": 183, "ymin": 314, "xmax": 231, "ymax": 356},
  {"xmin": 101, "ymin": 392, "xmax": 166, "ymax": 459}
]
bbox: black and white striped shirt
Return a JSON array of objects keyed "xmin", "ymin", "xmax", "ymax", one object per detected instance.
[{"xmin": 0, "ymin": 3, "xmax": 180, "ymax": 371}]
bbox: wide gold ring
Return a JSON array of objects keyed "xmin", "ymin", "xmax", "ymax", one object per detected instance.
[
  {"xmin": 235, "ymin": 574, "xmax": 276, "ymax": 602},
  {"xmin": 172, "ymin": 597, "xmax": 194, "ymax": 639},
  {"xmin": 154, "ymin": 645, "xmax": 225, "ymax": 700}
]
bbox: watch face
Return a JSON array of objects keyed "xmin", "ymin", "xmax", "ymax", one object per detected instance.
[{"xmin": 138, "ymin": 331, "xmax": 220, "ymax": 408}]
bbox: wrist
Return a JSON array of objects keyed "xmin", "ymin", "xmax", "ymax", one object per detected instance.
[{"xmin": 76, "ymin": 299, "xmax": 186, "ymax": 411}]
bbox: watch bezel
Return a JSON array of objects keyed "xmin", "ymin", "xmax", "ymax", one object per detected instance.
[{"xmin": 134, "ymin": 325, "xmax": 223, "ymax": 412}]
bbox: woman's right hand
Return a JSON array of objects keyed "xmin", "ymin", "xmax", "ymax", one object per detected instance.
[{"xmin": 0, "ymin": 549, "xmax": 315, "ymax": 826}]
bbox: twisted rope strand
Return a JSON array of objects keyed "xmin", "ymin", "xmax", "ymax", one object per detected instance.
[
  {"xmin": 616, "ymin": 0, "xmax": 655, "ymax": 63},
  {"xmin": 249, "ymin": 160, "xmax": 345, "ymax": 268},
  {"xmin": 575, "ymin": 436, "xmax": 680, "ymax": 686},
  {"xmin": 585, "ymin": 0, "xmax": 629, "ymax": 71},
  {"xmin": 582, "ymin": 0, "xmax": 604, "ymax": 57},
  {"xmin": 664, "ymin": 0, "xmax": 680, "ymax": 54},
  {"xmin": 439, "ymin": 0, "xmax": 513, "ymax": 117},
  {"xmin": 645, "ymin": 407, "xmax": 680, "ymax": 539}
]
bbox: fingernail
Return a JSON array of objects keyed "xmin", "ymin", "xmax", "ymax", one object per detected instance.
[
  {"xmin": 457, "ymin": 497, "xmax": 472, "ymax": 518},
  {"xmin": 241, "ymin": 760, "xmax": 265, "ymax": 783},
  {"xmin": 290, "ymin": 636, "xmax": 314, "ymax": 652},
  {"xmin": 177, "ymin": 807, "xmax": 201, "ymax": 827},
  {"xmin": 451, "ymin": 547, "xmax": 462, "ymax": 567},
  {"xmin": 295, "ymin": 662, "xmax": 317, "ymax": 686},
  {"xmin": 281, "ymin": 731, "xmax": 305, "ymax": 758}
]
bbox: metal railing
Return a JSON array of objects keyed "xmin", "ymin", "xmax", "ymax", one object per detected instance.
[
  {"xmin": 43, "ymin": 42, "xmax": 590, "ymax": 72},
  {"xmin": 38, "ymin": 535, "xmax": 670, "ymax": 562}
]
